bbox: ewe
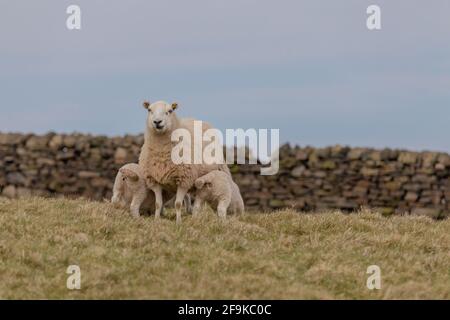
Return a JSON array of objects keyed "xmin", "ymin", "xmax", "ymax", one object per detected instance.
[
  {"xmin": 194, "ymin": 170, "xmax": 245, "ymax": 219},
  {"xmin": 139, "ymin": 100, "xmax": 230, "ymax": 224}
]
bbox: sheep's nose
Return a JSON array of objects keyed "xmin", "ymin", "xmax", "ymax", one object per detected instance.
[{"xmin": 153, "ymin": 120, "xmax": 162, "ymax": 125}]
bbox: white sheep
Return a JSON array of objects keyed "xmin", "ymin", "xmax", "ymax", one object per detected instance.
[
  {"xmin": 111, "ymin": 163, "xmax": 155, "ymax": 217},
  {"xmin": 194, "ymin": 170, "xmax": 245, "ymax": 219},
  {"xmin": 111, "ymin": 163, "xmax": 192, "ymax": 218},
  {"xmin": 138, "ymin": 100, "xmax": 231, "ymax": 224}
]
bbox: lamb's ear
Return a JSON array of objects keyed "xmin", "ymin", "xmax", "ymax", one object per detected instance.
[
  {"xmin": 120, "ymin": 168, "xmax": 139, "ymax": 182},
  {"xmin": 195, "ymin": 179, "xmax": 205, "ymax": 189},
  {"xmin": 171, "ymin": 102, "xmax": 178, "ymax": 111},
  {"xmin": 143, "ymin": 101, "xmax": 151, "ymax": 110}
]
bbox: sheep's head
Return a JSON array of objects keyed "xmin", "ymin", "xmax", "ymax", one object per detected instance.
[
  {"xmin": 143, "ymin": 100, "xmax": 178, "ymax": 134},
  {"xmin": 195, "ymin": 178, "xmax": 211, "ymax": 190},
  {"xmin": 119, "ymin": 168, "xmax": 139, "ymax": 183}
]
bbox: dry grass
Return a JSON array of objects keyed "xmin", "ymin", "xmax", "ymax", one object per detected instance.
[{"xmin": 0, "ymin": 197, "xmax": 449, "ymax": 300}]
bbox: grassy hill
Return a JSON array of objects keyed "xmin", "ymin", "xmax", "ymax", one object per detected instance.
[{"xmin": 0, "ymin": 197, "xmax": 448, "ymax": 299}]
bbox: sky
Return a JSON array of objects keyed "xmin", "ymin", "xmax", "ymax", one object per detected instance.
[{"xmin": 0, "ymin": 0, "xmax": 449, "ymax": 152}]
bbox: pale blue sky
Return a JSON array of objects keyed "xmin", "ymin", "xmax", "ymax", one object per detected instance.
[{"xmin": 0, "ymin": 0, "xmax": 449, "ymax": 152}]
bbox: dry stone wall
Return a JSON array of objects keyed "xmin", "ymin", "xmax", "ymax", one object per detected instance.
[{"xmin": 1, "ymin": 132, "xmax": 449, "ymax": 218}]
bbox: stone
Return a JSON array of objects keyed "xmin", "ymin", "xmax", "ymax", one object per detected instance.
[
  {"xmin": 404, "ymin": 192, "xmax": 419, "ymax": 202},
  {"xmin": 347, "ymin": 148, "xmax": 365, "ymax": 160},
  {"xmin": 6, "ymin": 172, "xmax": 27, "ymax": 185},
  {"xmin": 361, "ymin": 168, "xmax": 379, "ymax": 177},
  {"xmin": 295, "ymin": 149, "xmax": 309, "ymax": 161},
  {"xmin": 78, "ymin": 171, "xmax": 101, "ymax": 179},
  {"xmin": 37, "ymin": 158, "xmax": 56, "ymax": 166},
  {"xmin": 436, "ymin": 154, "xmax": 450, "ymax": 167},
  {"xmin": 411, "ymin": 208, "xmax": 441, "ymax": 219},
  {"xmin": 56, "ymin": 150, "xmax": 76, "ymax": 160},
  {"xmin": 398, "ymin": 152, "xmax": 417, "ymax": 165},
  {"xmin": 313, "ymin": 171, "xmax": 326, "ymax": 179},
  {"xmin": 0, "ymin": 133, "xmax": 24, "ymax": 145},
  {"xmin": 291, "ymin": 166, "xmax": 305, "ymax": 178},
  {"xmin": 114, "ymin": 147, "xmax": 128, "ymax": 164},
  {"xmin": 368, "ymin": 151, "xmax": 382, "ymax": 162},
  {"xmin": 91, "ymin": 178, "xmax": 110, "ymax": 188},
  {"xmin": 421, "ymin": 152, "xmax": 438, "ymax": 168},
  {"xmin": 63, "ymin": 136, "xmax": 77, "ymax": 148},
  {"xmin": 353, "ymin": 186, "xmax": 368, "ymax": 197},
  {"xmin": 49, "ymin": 135, "xmax": 63, "ymax": 150},
  {"xmin": 2, "ymin": 185, "xmax": 16, "ymax": 198},
  {"xmin": 384, "ymin": 181, "xmax": 402, "ymax": 191},
  {"xmin": 269, "ymin": 199, "xmax": 285, "ymax": 208},
  {"xmin": 320, "ymin": 160, "xmax": 336, "ymax": 170},
  {"xmin": 26, "ymin": 136, "xmax": 48, "ymax": 150},
  {"xmin": 379, "ymin": 207, "xmax": 394, "ymax": 216},
  {"xmin": 229, "ymin": 165, "xmax": 240, "ymax": 174}
]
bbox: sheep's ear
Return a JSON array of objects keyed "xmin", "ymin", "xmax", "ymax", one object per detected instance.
[
  {"xmin": 171, "ymin": 102, "xmax": 178, "ymax": 111},
  {"xmin": 195, "ymin": 179, "xmax": 205, "ymax": 189},
  {"xmin": 143, "ymin": 101, "xmax": 151, "ymax": 110},
  {"xmin": 120, "ymin": 168, "xmax": 139, "ymax": 182}
]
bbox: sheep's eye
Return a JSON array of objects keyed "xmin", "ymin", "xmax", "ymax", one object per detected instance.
[{"xmin": 168, "ymin": 109, "xmax": 173, "ymax": 114}]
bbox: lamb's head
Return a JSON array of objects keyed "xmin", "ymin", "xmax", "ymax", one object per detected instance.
[
  {"xmin": 143, "ymin": 100, "xmax": 178, "ymax": 134},
  {"xmin": 119, "ymin": 167, "xmax": 140, "ymax": 184},
  {"xmin": 194, "ymin": 177, "xmax": 211, "ymax": 190}
]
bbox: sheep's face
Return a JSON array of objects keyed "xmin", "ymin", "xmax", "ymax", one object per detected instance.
[
  {"xmin": 119, "ymin": 167, "xmax": 140, "ymax": 188},
  {"xmin": 143, "ymin": 100, "xmax": 178, "ymax": 134}
]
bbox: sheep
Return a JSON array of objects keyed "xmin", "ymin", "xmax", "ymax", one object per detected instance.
[
  {"xmin": 138, "ymin": 100, "xmax": 231, "ymax": 224},
  {"xmin": 111, "ymin": 163, "xmax": 155, "ymax": 217},
  {"xmin": 111, "ymin": 163, "xmax": 192, "ymax": 218},
  {"xmin": 193, "ymin": 170, "xmax": 245, "ymax": 219}
]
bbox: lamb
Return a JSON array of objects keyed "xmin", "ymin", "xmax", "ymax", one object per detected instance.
[
  {"xmin": 111, "ymin": 163, "xmax": 155, "ymax": 217},
  {"xmin": 111, "ymin": 163, "xmax": 192, "ymax": 217},
  {"xmin": 138, "ymin": 100, "xmax": 231, "ymax": 224},
  {"xmin": 193, "ymin": 170, "xmax": 245, "ymax": 219}
]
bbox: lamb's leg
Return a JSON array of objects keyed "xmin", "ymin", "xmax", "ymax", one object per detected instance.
[
  {"xmin": 152, "ymin": 185, "xmax": 164, "ymax": 220},
  {"xmin": 217, "ymin": 199, "xmax": 230, "ymax": 220},
  {"xmin": 175, "ymin": 187, "xmax": 188, "ymax": 225},
  {"xmin": 130, "ymin": 194, "xmax": 146, "ymax": 218},
  {"xmin": 184, "ymin": 194, "xmax": 193, "ymax": 214},
  {"xmin": 192, "ymin": 197, "xmax": 203, "ymax": 218},
  {"xmin": 111, "ymin": 172, "xmax": 124, "ymax": 206}
]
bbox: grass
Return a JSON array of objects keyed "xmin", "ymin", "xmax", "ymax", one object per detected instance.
[{"xmin": 0, "ymin": 197, "xmax": 449, "ymax": 300}]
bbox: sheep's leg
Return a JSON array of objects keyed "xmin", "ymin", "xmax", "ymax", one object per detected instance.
[
  {"xmin": 175, "ymin": 187, "xmax": 188, "ymax": 225},
  {"xmin": 184, "ymin": 194, "xmax": 193, "ymax": 214},
  {"xmin": 192, "ymin": 197, "xmax": 203, "ymax": 218},
  {"xmin": 130, "ymin": 194, "xmax": 146, "ymax": 218},
  {"xmin": 111, "ymin": 173, "xmax": 124, "ymax": 206},
  {"xmin": 217, "ymin": 200, "xmax": 230, "ymax": 220},
  {"xmin": 152, "ymin": 185, "xmax": 163, "ymax": 220}
]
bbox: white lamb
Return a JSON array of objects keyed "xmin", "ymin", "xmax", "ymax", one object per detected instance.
[
  {"xmin": 138, "ymin": 100, "xmax": 231, "ymax": 224},
  {"xmin": 111, "ymin": 163, "xmax": 191, "ymax": 217},
  {"xmin": 194, "ymin": 170, "xmax": 245, "ymax": 219},
  {"xmin": 111, "ymin": 163, "xmax": 155, "ymax": 217}
]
